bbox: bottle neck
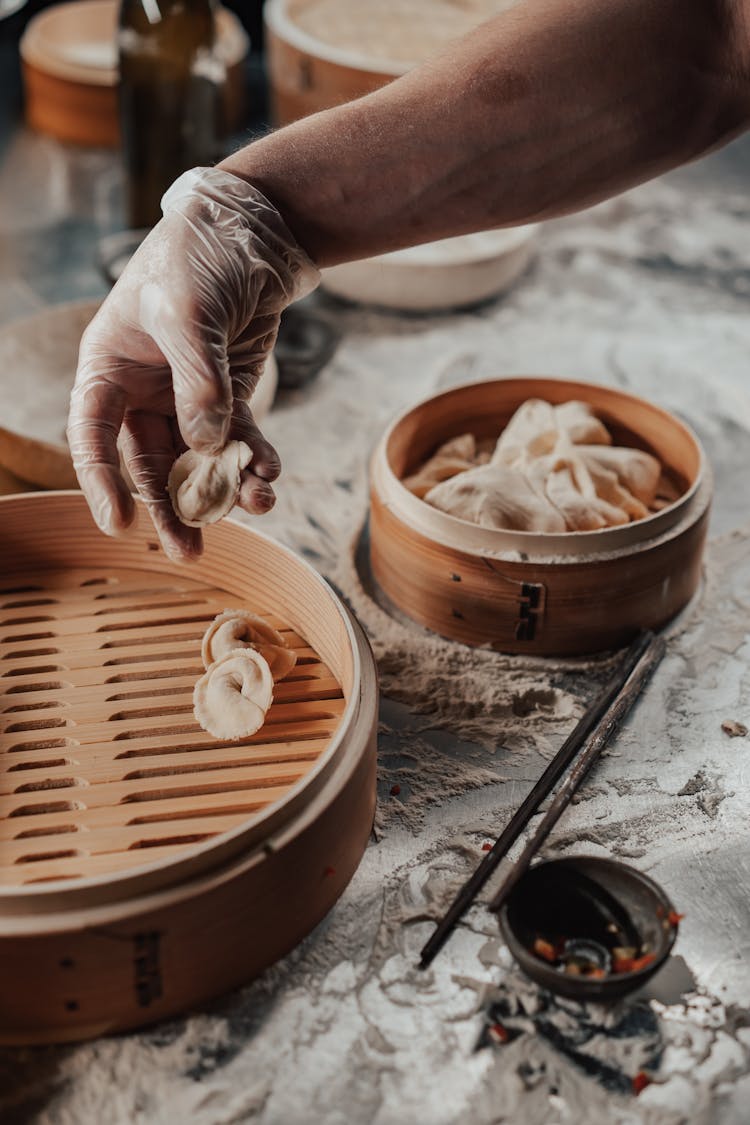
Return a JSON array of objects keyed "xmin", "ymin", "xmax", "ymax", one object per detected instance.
[{"xmin": 119, "ymin": 0, "xmax": 213, "ymax": 19}]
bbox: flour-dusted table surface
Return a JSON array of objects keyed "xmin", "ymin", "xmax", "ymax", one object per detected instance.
[{"xmin": 1, "ymin": 44, "xmax": 749, "ymax": 1120}]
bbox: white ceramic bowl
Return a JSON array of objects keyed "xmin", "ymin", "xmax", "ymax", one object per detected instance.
[{"xmin": 320, "ymin": 227, "xmax": 537, "ymax": 312}]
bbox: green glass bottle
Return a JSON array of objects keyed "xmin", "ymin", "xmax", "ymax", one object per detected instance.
[{"xmin": 118, "ymin": 0, "xmax": 221, "ymax": 230}]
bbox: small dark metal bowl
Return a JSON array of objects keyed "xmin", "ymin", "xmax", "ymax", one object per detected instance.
[{"xmin": 498, "ymin": 855, "xmax": 678, "ymax": 1001}]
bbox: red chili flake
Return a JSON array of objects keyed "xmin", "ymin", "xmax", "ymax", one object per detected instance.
[
  {"xmin": 487, "ymin": 1022, "xmax": 509, "ymax": 1044},
  {"xmin": 632, "ymin": 1072, "xmax": 652, "ymax": 1096},
  {"xmin": 614, "ymin": 952, "xmax": 657, "ymax": 974},
  {"xmin": 481, "ymin": 842, "xmax": 493, "ymax": 852},
  {"xmin": 612, "ymin": 955, "xmax": 635, "ymax": 973},
  {"xmin": 668, "ymin": 910, "xmax": 684, "ymax": 927},
  {"xmin": 533, "ymin": 938, "xmax": 558, "ymax": 963},
  {"xmin": 323, "ymin": 865, "xmax": 336, "ymax": 877},
  {"xmin": 390, "ymin": 784, "xmax": 401, "ymax": 797}
]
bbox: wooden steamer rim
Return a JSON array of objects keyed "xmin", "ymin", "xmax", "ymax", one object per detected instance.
[
  {"xmin": 0, "ymin": 492, "xmax": 376, "ymax": 920},
  {"xmin": 265, "ymin": 0, "xmax": 411, "ymax": 80},
  {"xmin": 372, "ymin": 376, "xmax": 709, "ymax": 562}
]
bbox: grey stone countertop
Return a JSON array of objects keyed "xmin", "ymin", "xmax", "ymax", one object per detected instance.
[{"xmin": 1, "ymin": 49, "xmax": 749, "ymax": 1125}]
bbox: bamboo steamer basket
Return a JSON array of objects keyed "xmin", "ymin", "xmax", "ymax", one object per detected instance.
[
  {"xmin": 20, "ymin": 0, "xmax": 249, "ymax": 147},
  {"xmin": 265, "ymin": 0, "xmax": 516, "ymax": 125},
  {"xmin": 369, "ymin": 377, "xmax": 711, "ymax": 655},
  {"xmin": 264, "ymin": 0, "xmax": 408, "ymax": 125},
  {"xmin": 0, "ymin": 492, "xmax": 378, "ymax": 1044}
]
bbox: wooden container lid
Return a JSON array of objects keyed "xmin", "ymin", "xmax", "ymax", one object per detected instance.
[{"xmin": 20, "ymin": 0, "xmax": 250, "ymax": 147}]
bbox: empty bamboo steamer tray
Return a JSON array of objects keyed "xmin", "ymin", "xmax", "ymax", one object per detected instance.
[
  {"xmin": 0, "ymin": 492, "xmax": 378, "ymax": 1044},
  {"xmin": 369, "ymin": 377, "xmax": 711, "ymax": 654}
]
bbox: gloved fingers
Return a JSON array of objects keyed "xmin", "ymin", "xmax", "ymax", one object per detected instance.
[
  {"xmin": 230, "ymin": 400, "xmax": 281, "ymax": 483},
  {"xmin": 67, "ymin": 376, "xmax": 135, "ymax": 536},
  {"xmin": 227, "ymin": 314, "xmax": 280, "ymax": 400},
  {"xmin": 237, "ymin": 472, "xmax": 276, "ymax": 516},
  {"xmin": 140, "ymin": 283, "xmax": 233, "ymax": 456},
  {"xmin": 120, "ymin": 410, "xmax": 203, "ymax": 562}
]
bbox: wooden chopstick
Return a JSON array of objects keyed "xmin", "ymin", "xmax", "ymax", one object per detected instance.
[
  {"xmin": 417, "ymin": 629, "xmax": 663, "ymax": 970},
  {"xmin": 487, "ymin": 630, "xmax": 666, "ymax": 915}
]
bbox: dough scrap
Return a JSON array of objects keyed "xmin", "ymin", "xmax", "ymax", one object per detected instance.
[
  {"xmin": 201, "ymin": 609, "xmax": 297, "ymax": 682},
  {"xmin": 168, "ymin": 440, "xmax": 252, "ymax": 527},
  {"xmin": 193, "ymin": 648, "xmax": 274, "ymax": 740}
]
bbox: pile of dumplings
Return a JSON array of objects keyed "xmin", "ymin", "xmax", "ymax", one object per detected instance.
[
  {"xmin": 403, "ymin": 399, "xmax": 678, "ymax": 533},
  {"xmin": 194, "ymin": 609, "xmax": 297, "ymax": 740}
]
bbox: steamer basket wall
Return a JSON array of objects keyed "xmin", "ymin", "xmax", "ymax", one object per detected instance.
[
  {"xmin": 0, "ymin": 493, "xmax": 378, "ymax": 1044},
  {"xmin": 369, "ymin": 378, "xmax": 710, "ymax": 654}
]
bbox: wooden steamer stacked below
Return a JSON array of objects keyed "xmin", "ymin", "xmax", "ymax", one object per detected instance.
[
  {"xmin": 0, "ymin": 494, "xmax": 378, "ymax": 1044},
  {"xmin": 369, "ymin": 378, "xmax": 710, "ymax": 654}
]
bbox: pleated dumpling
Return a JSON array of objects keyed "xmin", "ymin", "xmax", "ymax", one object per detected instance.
[
  {"xmin": 201, "ymin": 609, "xmax": 297, "ymax": 681},
  {"xmin": 193, "ymin": 648, "xmax": 273, "ymax": 740},
  {"xmin": 168, "ymin": 440, "xmax": 252, "ymax": 527}
]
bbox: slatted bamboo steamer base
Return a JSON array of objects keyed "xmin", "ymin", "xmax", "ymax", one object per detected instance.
[
  {"xmin": 370, "ymin": 377, "xmax": 711, "ymax": 654},
  {"xmin": 0, "ymin": 492, "xmax": 377, "ymax": 1044}
]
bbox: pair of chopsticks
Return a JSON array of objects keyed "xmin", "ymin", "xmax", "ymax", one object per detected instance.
[{"xmin": 418, "ymin": 629, "xmax": 666, "ymax": 970}]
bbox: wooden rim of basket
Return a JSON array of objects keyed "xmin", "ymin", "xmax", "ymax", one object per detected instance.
[
  {"xmin": 0, "ymin": 491, "xmax": 373, "ymax": 913},
  {"xmin": 372, "ymin": 376, "xmax": 708, "ymax": 560},
  {"xmin": 264, "ymin": 0, "xmax": 411, "ymax": 77}
]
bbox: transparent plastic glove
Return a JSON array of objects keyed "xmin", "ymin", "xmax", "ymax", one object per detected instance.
[{"xmin": 67, "ymin": 167, "xmax": 319, "ymax": 560}]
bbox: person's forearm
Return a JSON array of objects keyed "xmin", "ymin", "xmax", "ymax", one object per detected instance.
[{"xmin": 220, "ymin": 0, "xmax": 750, "ymax": 266}]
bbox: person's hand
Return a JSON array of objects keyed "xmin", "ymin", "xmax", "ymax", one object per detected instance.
[{"xmin": 67, "ymin": 167, "xmax": 319, "ymax": 560}]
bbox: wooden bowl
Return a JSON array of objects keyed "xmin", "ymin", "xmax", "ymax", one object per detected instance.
[
  {"xmin": 21, "ymin": 0, "xmax": 249, "ymax": 147},
  {"xmin": 0, "ymin": 299, "xmax": 278, "ymax": 491},
  {"xmin": 0, "ymin": 492, "xmax": 378, "ymax": 1044},
  {"xmin": 369, "ymin": 377, "xmax": 711, "ymax": 654}
]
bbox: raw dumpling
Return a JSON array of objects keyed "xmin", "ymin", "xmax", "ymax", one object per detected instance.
[
  {"xmin": 193, "ymin": 648, "xmax": 273, "ymax": 740},
  {"xmin": 580, "ymin": 457, "xmax": 649, "ymax": 521},
  {"xmin": 545, "ymin": 465, "xmax": 629, "ymax": 530},
  {"xmin": 554, "ymin": 401, "xmax": 612, "ymax": 447},
  {"xmin": 201, "ymin": 609, "xmax": 297, "ymax": 681},
  {"xmin": 426, "ymin": 464, "xmax": 566, "ymax": 532},
  {"xmin": 403, "ymin": 433, "xmax": 477, "ymax": 499},
  {"xmin": 411, "ymin": 397, "xmax": 667, "ymax": 534},
  {"xmin": 168, "ymin": 440, "xmax": 252, "ymax": 527},
  {"xmin": 492, "ymin": 399, "xmax": 558, "ymax": 465},
  {"xmin": 577, "ymin": 445, "xmax": 661, "ymax": 506}
]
